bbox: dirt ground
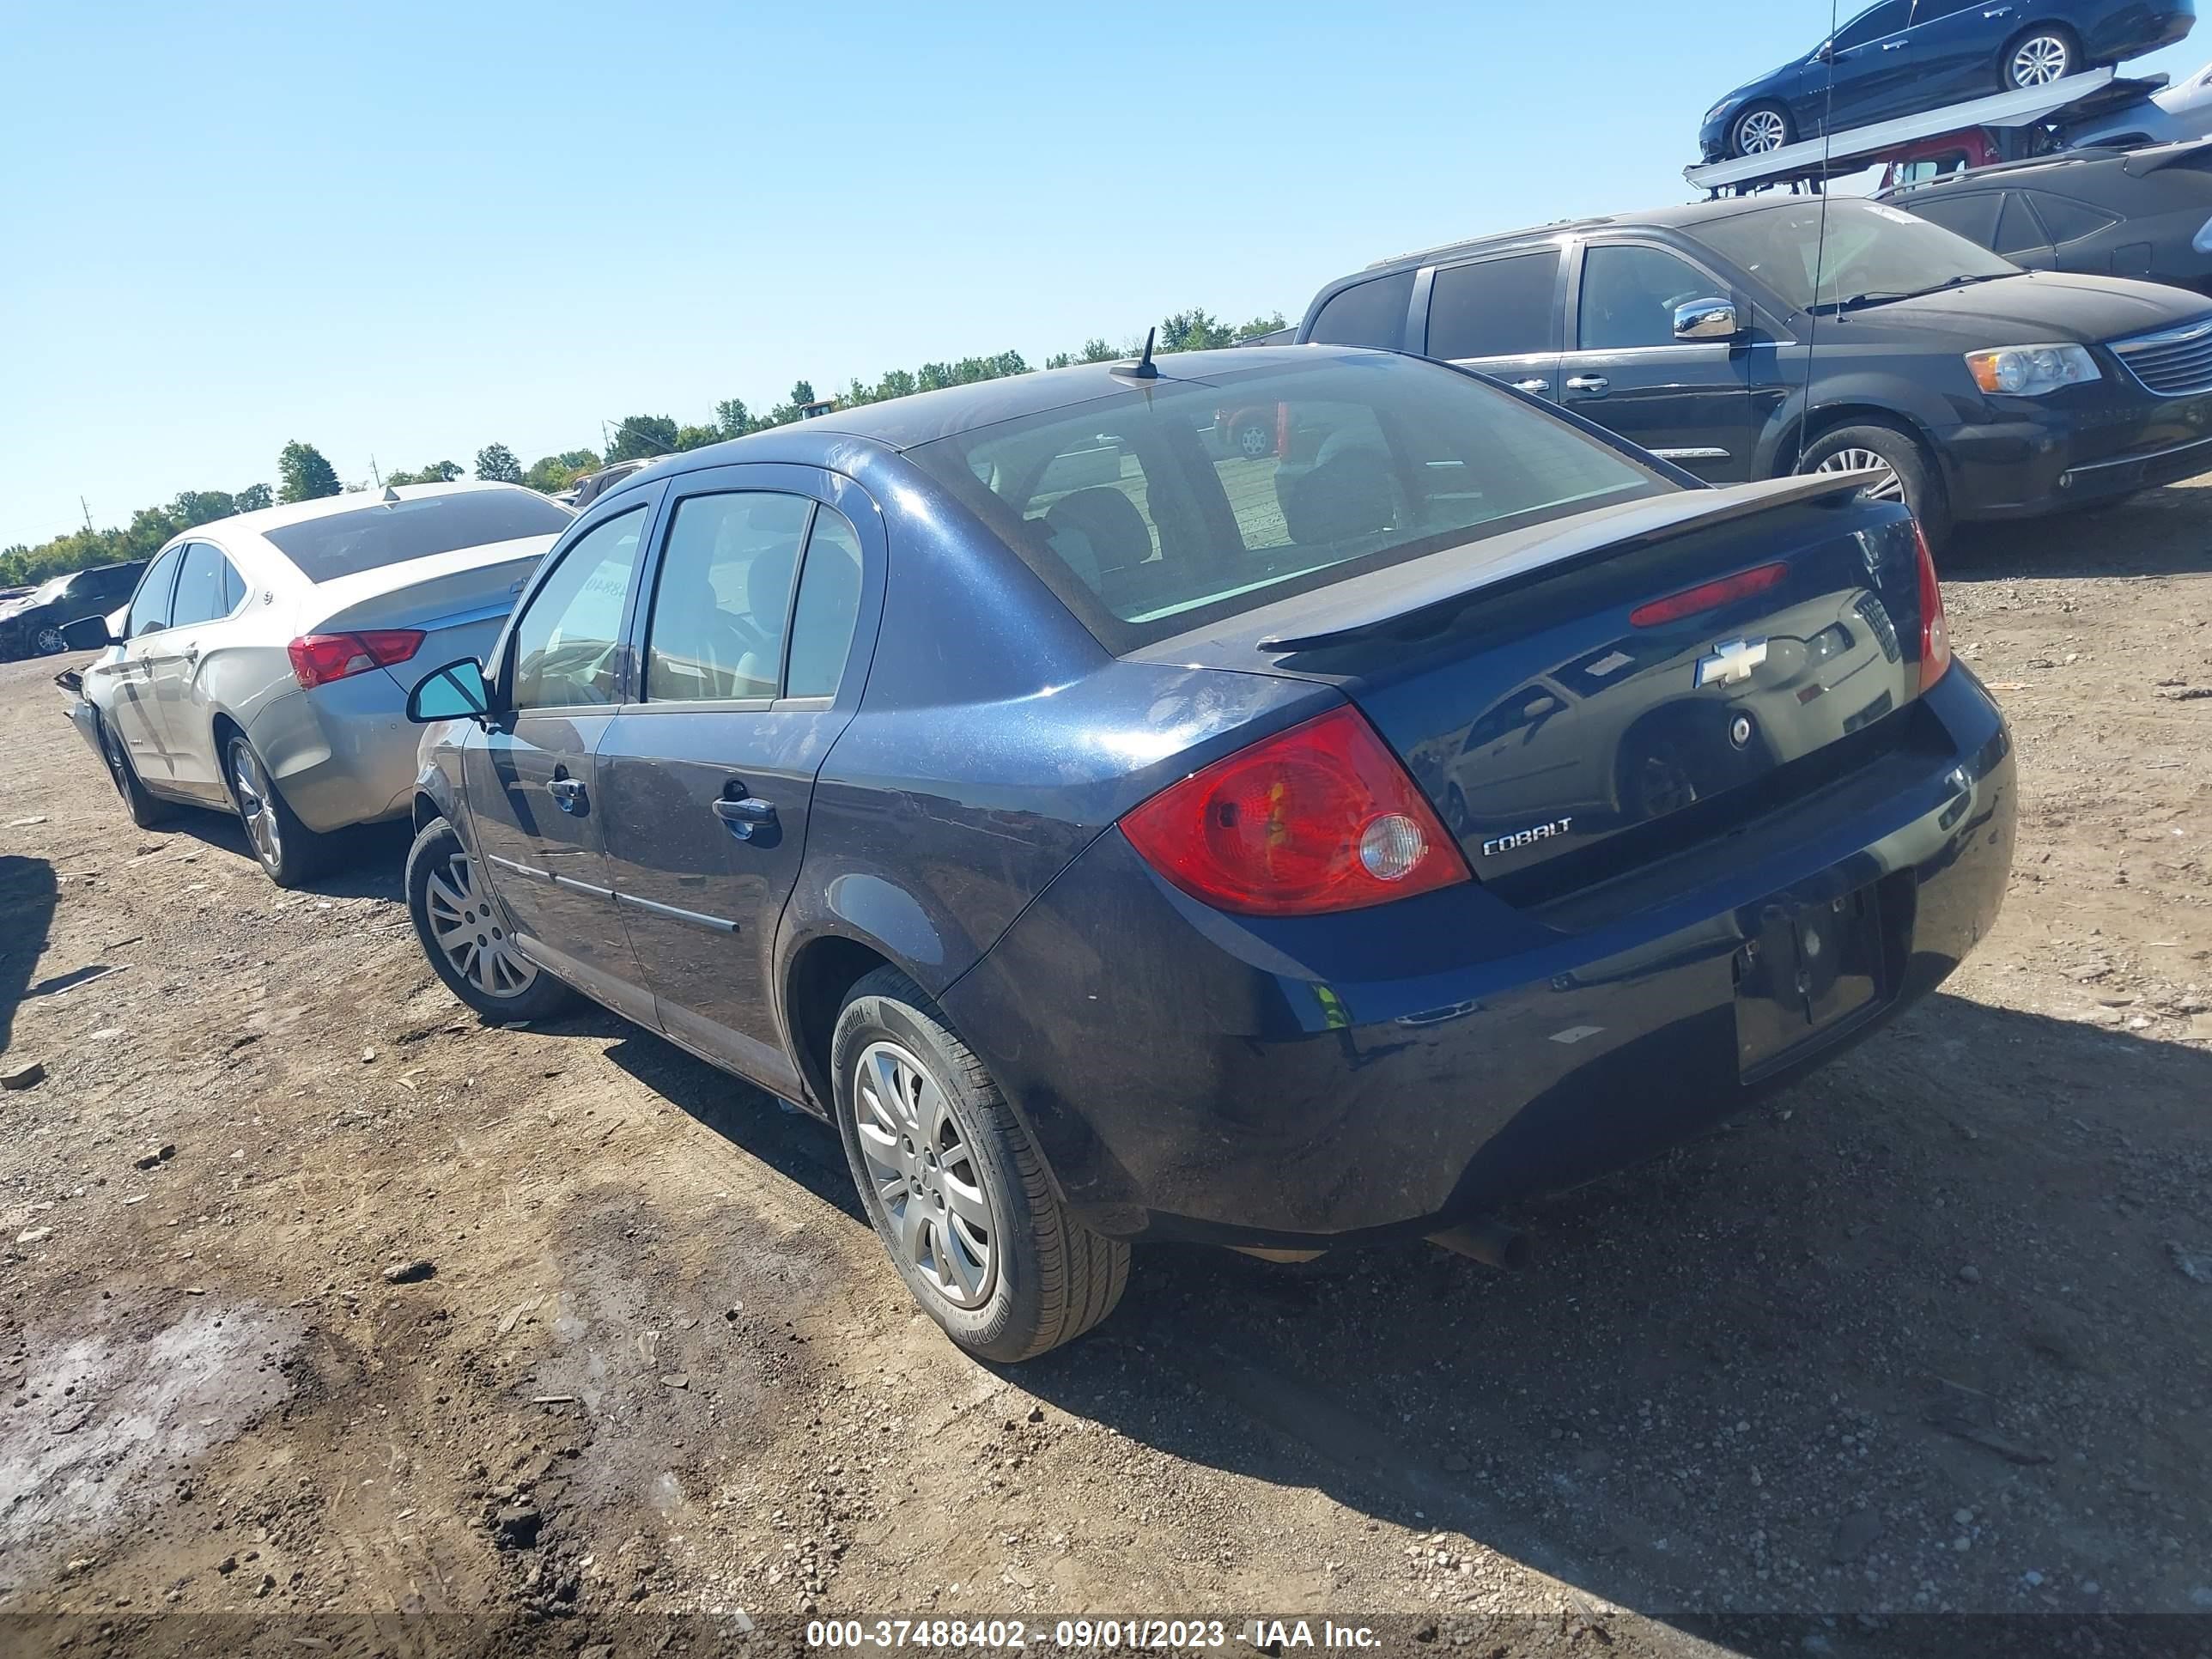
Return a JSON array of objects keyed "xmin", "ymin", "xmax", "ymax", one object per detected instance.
[{"xmin": 0, "ymin": 482, "xmax": 2206, "ymax": 1659}]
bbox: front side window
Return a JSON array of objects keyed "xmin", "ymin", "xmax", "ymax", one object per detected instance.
[
  {"xmin": 126, "ymin": 546, "xmax": 185, "ymax": 638},
  {"xmin": 1992, "ymin": 193, "xmax": 2051, "ymax": 258},
  {"xmin": 170, "ymin": 543, "xmax": 243, "ymax": 629},
  {"xmin": 1427, "ymin": 252, "xmax": 1560, "ymax": 360},
  {"xmin": 1578, "ymin": 245, "xmax": 1718, "ymax": 350},
  {"xmin": 1898, "ymin": 190, "xmax": 2001, "ymax": 246},
  {"xmin": 643, "ymin": 492, "xmax": 813, "ymax": 702},
  {"xmin": 508, "ymin": 507, "xmax": 645, "ymax": 710},
  {"xmin": 1307, "ymin": 270, "xmax": 1415, "ymax": 349},
  {"xmin": 1686, "ymin": 198, "xmax": 2015, "ymax": 313},
  {"xmin": 908, "ymin": 354, "xmax": 1669, "ymax": 653}
]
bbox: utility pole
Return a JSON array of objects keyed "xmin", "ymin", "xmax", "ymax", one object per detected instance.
[
  {"xmin": 80, "ymin": 496, "xmax": 94, "ymax": 533},
  {"xmin": 370, "ymin": 456, "xmax": 382, "ymax": 487}
]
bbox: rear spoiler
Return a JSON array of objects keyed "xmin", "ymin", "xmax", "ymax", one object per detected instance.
[
  {"xmin": 1255, "ymin": 471, "xmax": 1884, "ymax": 653},
  {"xmin": 2123, "ymin": 137, "xmax": 2212, "ymax": 175}
]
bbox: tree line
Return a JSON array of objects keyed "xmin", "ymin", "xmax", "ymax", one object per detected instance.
[{"xmin": 0, "ymin": 307, "xmax": 1285, "ymax": 590}]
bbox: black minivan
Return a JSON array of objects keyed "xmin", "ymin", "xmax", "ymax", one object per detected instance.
[{"xmin": 1297, "ymin": 197, "xmax": 2212, "ymax": 547}]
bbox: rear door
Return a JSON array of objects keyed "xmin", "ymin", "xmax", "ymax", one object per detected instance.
[
  {"xmin": 463, "ymin": 493, "xmax": 659, "ymax": 1023},
  {"xmin": 1561, "ymin": 239, "xmax": 1780, "ymax": 483},
  {"xmin": 143, "ymin": 541, "xmax": 249, "ymax": 799},
  {"xmin": 1419, "ymin": 248, "xmax": 1565, "ymax": 400},
  {"xmin": 1904, "ymin": 0, "xmax": 2007, "ymax": 104},
  {"xmin": 98, "ymin": 544, "xmax": 185, "ymax": 779},
  {"xmin": 595, "ymin": 465, "xmax": 880, "ymax": 1095}
]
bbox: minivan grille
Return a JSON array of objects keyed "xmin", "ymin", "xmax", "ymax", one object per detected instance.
[{"xmin": 2112, "ymin": 318, "xmax": 2212, "ymax": 397}]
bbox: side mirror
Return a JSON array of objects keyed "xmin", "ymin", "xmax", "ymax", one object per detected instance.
[
  {"xmin": 1814, "ymin": 40, "xmax": 1835, "ymax": 62},
  {"xmin": 1674, "ymin": 297, "xmax": 1743, "ymax": 342},
  {"xmin": 59, "ymin": 615, "xmax": 116, "ymax": 651},
  {"xmin": 406, "ymin": 657, "xmax": 492, "ymax": 724}
]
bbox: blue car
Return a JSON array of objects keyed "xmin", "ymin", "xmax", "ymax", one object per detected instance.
[
  {"xmin": 1702, "ymin": 0, "xmax": 2197, "ymax": 159},
  {"xmin": 398, "ymin": 346, "xmax": 2015, "ymax": 1361}
]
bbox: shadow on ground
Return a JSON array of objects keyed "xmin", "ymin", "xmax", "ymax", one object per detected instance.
[
  {"xmin": 0, "ymin": 855, "xmax": 58, "ymax": 1055},
  {"xmin": 148, "ymin": 806, "xmax": 410, "ymax": 902},
  {"xmin": 1946, "ymin": 485, "xmax": 2212, "ymax": 582}
]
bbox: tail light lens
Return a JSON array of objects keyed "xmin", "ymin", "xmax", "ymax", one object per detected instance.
[
  {"xmin": 1630, "ymin": 562, "xmax": 1789, "ymax": 628},
  {"xmin": 1913, "ymin": 522, "xmax": 1951, "ymax": 691},
  {"xmin": 1120, "ymin": 704, "xmax": 1470, "ymax": 916},
  {"xmin": 287, "ymin": 629, "xmax": 425, "ymax": 690}
]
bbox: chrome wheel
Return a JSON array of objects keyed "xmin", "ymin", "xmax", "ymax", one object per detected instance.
[
  {"xmin": 2009, "ymin": 33, "xmax": 2070, "ymax": 87},
  {"xmin": 1812, "ymin": 447, "xmax": 1905, "ymax": 503},
  {"xmin": 228, "ymin": 742, "xmax": 283, "ymax": 869},
  {"xmin": 1735, "ymin": 107, "xmax": 1788, "ymax": 155},
  {"xmin": 852, "ymin": 1038, "xmax": 996, "ymax": 1310},
  {"xmin": 33, "ymin": 625, "xmax": 64, "ymax": 655},
  {"xmin": 423, "ymin": 850, "xmax": 538, "ymax": 1000}
]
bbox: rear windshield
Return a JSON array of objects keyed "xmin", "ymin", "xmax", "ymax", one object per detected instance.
[
  {"xmin": 263, "ymin": 491, "xmax": 573, "ymax": 583},
  {"xmin": 906, "ymin": 352, "xmax": 1669, "ymax": 653},
  {"xmin": 1684, "ymin": 198, "xmax": 2016, "ymax": 313}
]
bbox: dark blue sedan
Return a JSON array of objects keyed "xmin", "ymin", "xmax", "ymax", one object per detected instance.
[
  {"xmin": 399, "ymin": 347, "xmax": 2015, "ymax": 1361},
  {"xmin": 1702, "ymin": 0, "xmax": 2195, "ymax": 159}
]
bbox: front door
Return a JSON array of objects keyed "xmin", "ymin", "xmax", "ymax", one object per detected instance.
[
  {"xmin": 1420, "ymin": 247, "xmax": 1565, "ymax": 400},
  {"xmin": 464, "ymin": 496, "xmax": 658, "ymax": 1024},
  {"xmin": 98, "ymin": 544, "xmax": 185, "ymax": 783},
  {"xmin": 1828, "ymin": 0, "xmax": 1919, "ymax": 124},
  {"xmin": 595, "ymin": 467, "xmax": 879, "ymax": 1097},
  {"xmin": 1562, "ymin": 240, "xmax": 1783, "ymax": 483},
  {"xmin": 143, "ymin": 541, "xmax": 246, "ymax": 801}
]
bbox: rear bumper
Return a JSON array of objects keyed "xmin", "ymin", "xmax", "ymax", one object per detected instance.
[
  {"xmin": 1939, "ymin": 385, "xmax": 2212, "ymax": 519},
  {"xmin": 940, "ymin": 668, "xmax": 2016, "ymax": 1246}
]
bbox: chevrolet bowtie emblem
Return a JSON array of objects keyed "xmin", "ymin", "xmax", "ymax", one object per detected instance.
[{"xmin": 1694, "ymin": 636, "xmax": 1768, "ymax": 688}]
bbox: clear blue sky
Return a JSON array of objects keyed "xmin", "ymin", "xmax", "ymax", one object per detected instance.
[{"xmin": 5, "ymin": 0, "xmax": 2208, "ymax": 550}]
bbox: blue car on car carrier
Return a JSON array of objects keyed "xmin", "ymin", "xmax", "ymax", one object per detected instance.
[{"xmin": 398, "ymin": 345, "xmax": 2016, "ymax": 1362}]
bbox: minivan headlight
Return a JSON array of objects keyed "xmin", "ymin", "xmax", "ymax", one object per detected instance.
[{"xmin": 1965, "ymin": 343, "xmax": 2100, "ymax": 395}]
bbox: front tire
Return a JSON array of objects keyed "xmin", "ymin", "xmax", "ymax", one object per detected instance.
[
  {"xmin": 97, "ymin": 714, "xmax": 171, "ymax": 829},
  {"xmin": 223, "ymin": 732, "xmax": 331, "ymax": 888},
  {"xmin": 1731, "ymin": 102, "xmax": 1792, "ymax": 158},
  {"xmin": 831, "ymin": 967, "xmax": 1128, "ymax": 1363},
  {"xmin": 2003, "ymin": 27, "xmax": 2075, "ymax": 89},
  {"xmin": 405, "ymin": 817, "xmax": 576, "ymax": 1020},
  {"xmin": 1797, "ymin": 422, "xmax": 1952, "ymax": 554}
]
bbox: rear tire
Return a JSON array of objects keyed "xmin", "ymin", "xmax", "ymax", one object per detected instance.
[
  {"xmin": 1797, "ymin": 422, "xmax": 1952, "ymax": 555},
  {"xmin": 831, "ymin": 966, "xmax": 1128, "ymax": 1363},
  {"xmin": 33, "ymin": 623, "xmax": 65, "ymax": 656},
  {"xmin": 223, "ymin": 732, "xmax": 331, "ymax": 888},
  {"xmin": 2003, "ymin": 27, "xmax": 2076, "ymax": 89},
  {"xmin": 404, "ymin": 817, "xmax": 576, "ymax": 1020},
  {"xmin": 97, "ymin": 714, "xmax": 171, "ymax": 829}
]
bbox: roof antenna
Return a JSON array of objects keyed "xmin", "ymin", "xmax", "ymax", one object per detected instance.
[
  {"xmin": 1112, "ymin": 327, "xmax": 1159, "ymax": 380},
  {"xmin": 380, "ymin": 484, "xmax": 400, "ymax": 504}
]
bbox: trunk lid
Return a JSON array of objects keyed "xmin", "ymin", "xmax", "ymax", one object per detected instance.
[
  {"xmin": 1132, "ymin": 479, "xmax": 1932, "ymax": 905},
  {"xmin": 296, "ymin": 535, "xmax": 554, "ymax": 694}
]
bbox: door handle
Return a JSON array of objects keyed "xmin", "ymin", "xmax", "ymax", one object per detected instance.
[
  {"xmin": 1565, "ymin": 375, "xmax": 1609, "ymax": 396},
  {"xmin": 1983, "ymin": 5, "xmax": 2011, "ymax": 15},
  {"xmin": 1511, "ymin": 378, "xmax": 1549, "ymax": 392},
  {"xmin": 1881, "ymin": 40, "xmax": 1905, "ymax": 48},
  {"xmin": 181, "ymin": 641, "xmax": 199, "ymax": 663},
  {"xmin": 546, "ymin": 777, "xmax": 586, "ymax": 814},
  {"xmin": 712, "ymin": 793, "xmax": 777, "ymax": 842}
]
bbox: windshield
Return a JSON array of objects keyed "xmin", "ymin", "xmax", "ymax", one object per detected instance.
[
  {"xmin": 1685, "ymin": 198, "xmax": 2017, "ymax": 313},
  {"xmin": 906, "ymin": 353, "xmax": 1671, "ymax": 653},
  {"xmin": 263, "ymin": 490, "xmax": 573, "ymax": 583}
]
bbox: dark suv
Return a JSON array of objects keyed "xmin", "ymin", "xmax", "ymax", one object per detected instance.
[
  {"xmin": 1881, "ymin": 139, "xmax": 2212, "ymax": 296},
  {"xmin": 1296, "ymin": 196, "xmax": 2212, "ymax": 547},
  {"xmin": 0, "ymin": 562, "xmax": 148, "ymax": 659}
]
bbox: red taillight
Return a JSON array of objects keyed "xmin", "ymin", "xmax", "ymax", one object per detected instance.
[
  {"xmin": 1119, "ymin": 704, "xmax": 1470, "ymax": 917},
  {"xmin": 287, "ymin": 629, "xmax": 425, "ymax": 690},
  {"xmin": 1629, "ymin": 562, "xmax": 1790, "ymax": 628},
  {"xmin": 1914, "ymin": 521, "xmax": 1951, "ymax": 691}
]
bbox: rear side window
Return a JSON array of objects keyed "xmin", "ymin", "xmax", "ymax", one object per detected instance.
[
  {"xmin": 127, "ymin": 546, "xmax": 185, "ymax": 639},
  {"xmin": 1992, "ymin": 193, "xmax": 2051, "ymax": 257},
  {"xmin": 1577, "ymin": 245, "xmax": 1717, "ymax": 350},
  {"xmin": 1306, "ymin": 271, "xmax": 1414, "ymax": 349},
  {"xmin": 2028, "ymin": 191, "xmax": 2119, "ymax": 245},
  {"xmin": 642, "ymin": 493, "xmax": 812, "ymax": 702},
  {"xmin": 264, "ymin": 490, "xmax": 572, "ymax": 583},
  {"xmin": 908, "ymin": 355, "xmax": 1668, "ymax": 653},
  {"xmin": 785, "ymin": 507, "xmax": 865, "ymax": 699},
  {"xmin": 1426, "ymin": 252, "xmax": 1559, "ymax": 359},
  {"xmin": 170, "ymin": 544, "xmax": 242, "ymax": 629}
]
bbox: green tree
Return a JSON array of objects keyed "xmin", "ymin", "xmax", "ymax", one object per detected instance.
[
  {"xmin": 714, "ymin": 398, "xmax": 755, "ymax": 440},
  {"xmin": 1235, "ymin": 311, "xmax": 1289, "ymax": 341},
  {"xmin": 235, "ymin": 483, "xmax": 274, "ymax": 514},
  {"xmin": 790, "ymin": 380, "xmax": 817, "ymax": 407},
  {"xmin": 674, "ymin": 424, "xmax": 722, "ymax": 451},
  {"xmin": 1158, "ymin": 309, "xmax": 1237, "ymax": 353},
  {"xmin": 524, "ymin": 449, "xmax": 599, "ymax": 494},
  {"xmin": 277, "ymin": 441, "xmax": 341, "ymax": 503},
  {"xmin": 475, "ymin": 443, "xmax": 523, "ymax": 483},
  {"xmin": 605, "ymin": 415, "xmax": 678, "ymax": 463},
  {"xmin": 171, "ymin": 490, "xmax": 238, "ymax": 530},
  {"xmin": 383, "ymin": 460, "xmax": 465, "ymax": 487},
  {"xmin": 1078, "ymin": 338, "xmax": 1119, "ymax": 363}
]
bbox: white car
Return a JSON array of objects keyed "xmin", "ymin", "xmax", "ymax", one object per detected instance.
[
  {"xmin": 2067, "ymin": 59, "xmax": 2212, "ymax": 146},
  {"xmin": 66, "ymin": 483, "xmax": 573, "ymax": 885}
]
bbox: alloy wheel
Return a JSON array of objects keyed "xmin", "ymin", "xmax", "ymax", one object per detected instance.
[
  {"xmin": 228, "ymin": 743, "xmax": 283, "ymax": 870},
  {"xmin": 1237, "ymin": 423, "xmax": 1272, "ymax": 459},
  {"xmin": 2010, "ymin": 34, "xmax": 2070, "ymax": 87},
  {"xmin": 1735, "ymin": 108, "xmax": 1788, "ymax": 155},
  {"xmin": 423, "ymin": 849, "xmax": 538, "ymax": 999},
  {"xmin": 1812, "ymin": 447, "xmax": 1906, "ymax": 503},
  {"xmin": 33, "ymin": 625, "xmax": 64, "ymax": 655},
  {"xmin": 851, "ymin": 1038, "xmax": 997, "ymax": 1310}
]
